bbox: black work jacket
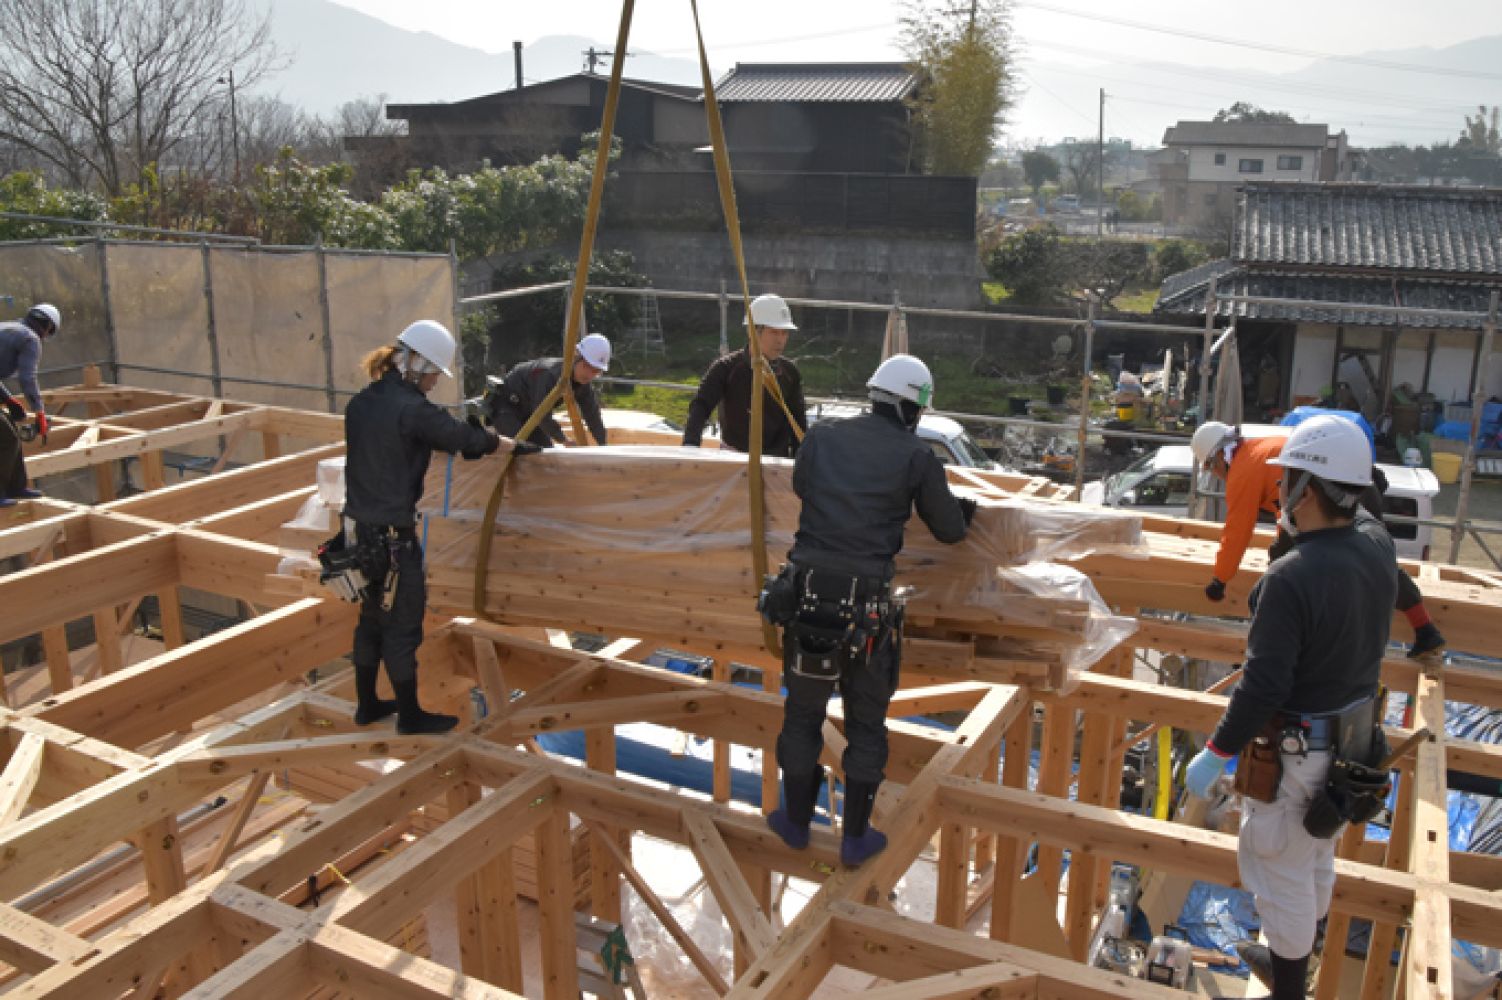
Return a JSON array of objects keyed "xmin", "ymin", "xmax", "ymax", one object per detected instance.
[
  {"xmin": 495, "ymin": 358, "xmax": 608, "ymax": 446},
  {"xmin": 344, "ymin": 370, "xmax": 494, "ymax": 527},
  {"xmin": 682, "ymin": 349, "xmax": 807, "ymax": 457},
  {"xmin": 1210, "ymin": 509, "xmax": 1397, "ymax": 755},
  {"xmin": 789, "ymin": 408, "xmax": 968, "ymax": 578}
]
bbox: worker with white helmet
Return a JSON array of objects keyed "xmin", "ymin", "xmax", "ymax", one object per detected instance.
[
  {"xmin": 1185, "ymin": 415, "xmax": 1396, "ymax": 999},
  {"xmin": 762, "ymin": 353, "xmax": 973, "ymax": 867},
  {"xmin": 0, "ymin": 303, "xmax": 61, "ymax": 506},
  {"xmin": 484, "ymin": 332, "xmax": 612, "ymax": 448},
  {"xmin": 339, "ymin": 320, "xmax": 539, "ymax": 735},
  {"xmin": 682, "ymin": 293, "xmax": 808, "ymax": 457}
]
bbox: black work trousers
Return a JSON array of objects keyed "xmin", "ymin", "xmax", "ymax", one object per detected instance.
[
  {"xmin": 0, "ymin": 413, "xmax": 28, "ymax": 498},
  {"xmin": 775, "ymin": 629, "xmax": 900, "ymax": 788},
  {"xmin": 1269, "ymin": 527, "xmax": 1422, "ymax": 610},
  {"xmin": 490, "ymin": 404, "xmax": 555, "ymax": 450},
  {"xmin": 350, "ymin": 526, "xmax": 426, "ymax": 685}
]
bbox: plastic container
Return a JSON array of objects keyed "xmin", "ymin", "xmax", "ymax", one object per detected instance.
[
  {"xmin": 1403, "ymin": 447, "xmax": 1423, "ymax": 468},
  {"xmin": 1116, "ymin": 403, "xmax": 1137, "ymax": 422},
  {"xmin": 1432, "ymin": 451, "xmax": 1462, "ymax": 485}
]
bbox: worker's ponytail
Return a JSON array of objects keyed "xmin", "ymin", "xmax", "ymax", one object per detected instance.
[{"xmin": 361, "ymin": 346, "xmax": 399, "ymax": 381}]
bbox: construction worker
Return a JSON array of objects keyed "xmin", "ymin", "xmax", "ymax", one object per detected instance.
[
  {"xmin": 681, "ymin": 293, "xmax": 808, "ymax": 457},
  {"xmin": 1192, "ymin": 420, "xmax": 1444, "ymax": 658},
  {"xmin": 1185, "ymin": 415, "xmax": 1396, "ymax": 1000},
  {"xmin": 344, "ymin": 320, "xmax": 539, "ymax": 734},
  {"xmin": 484, "ymin": 333, "xmax": 611, "ymax": 448},
  {"xmin": 763, "ymin": 354, "xmax": 974, "ymax": 866},
  {"xmin": 0, "ymin": 304, "xmax": 60, "ymax": 506}
]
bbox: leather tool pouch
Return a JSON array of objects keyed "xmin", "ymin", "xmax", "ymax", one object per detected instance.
[
  {"xmin": 784, "ymin": 620, "xmax": 843, "ymax": 681},
  {"xmin": 757, "ymin": 564, "xmax": 799, "ymax": 626},
  {"xmin": 1233, "ymin": 726, "xmax": 1282, "ymax": 804}
]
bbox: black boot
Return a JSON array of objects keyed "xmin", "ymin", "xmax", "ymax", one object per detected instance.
[
  {"xmin": 1270, "ymin": 950, "xmax": 1311, "ymax": 1000},
  {"xmin": 1235, "ymin": 941, "xmax": 1274, "ymax": 992},
  {"xmin": 352, "ymin": 663, "xmax": 398, "ymax": 726},
  {"xmin": 1408, "ymin": 622, "xmax": 1446, "ymax": 659},
  {"xmin": 766, "ymin": 769, "xmax": 822, "ymax": 850},
  {"xmin": 393, "ymin": 678, "xmax": 458, "ymax": 735},
  {"xmin": 840, "ymin": 779, "xmax": 887, "ymax": 866}
]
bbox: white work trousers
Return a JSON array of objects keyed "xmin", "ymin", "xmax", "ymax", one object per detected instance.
[{"xmin": 1238, "ymin": 748, "xmax": 1335, "ymax": 959}]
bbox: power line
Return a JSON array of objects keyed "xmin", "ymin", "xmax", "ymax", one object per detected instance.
[{"xmin": 1015, "ymin": 1, "xmax": 1502, "ymax": 81}]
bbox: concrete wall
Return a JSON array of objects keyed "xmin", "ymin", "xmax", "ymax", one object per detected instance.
[{"xmin": 596, "ymin": 229, "xmax": 985, "ymax": 310}]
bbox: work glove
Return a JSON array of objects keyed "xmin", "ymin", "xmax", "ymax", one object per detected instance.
[
  {"xmin": 3, "ymin": 399, "xmax": 23, "ymax": 424},
  {"xmin": 1204, "ymin": 577, "xmax": 1226, "ymax": 602},
  {"xmin": 509, "ymin": 439, "xmax": 543, "ymax": 456},
  {"xmin": 1185, "ymin": 745, "xmax": 1232, "ymax": 799},
  {"xmin": 957, "ymin": 496, "xmax": 979, "ymax": 526},
  {"xmin": 33, "ymin": 411, "xmax": 47, "ymax": 441},
  {"xmin": 460, "ymin": 416, "xmax": 500, "ymax": 459}
]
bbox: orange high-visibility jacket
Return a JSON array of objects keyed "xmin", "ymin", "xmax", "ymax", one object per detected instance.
[{"xmin": 1213, "ymin": 435, "xmax": 1286, "ymax": 584}]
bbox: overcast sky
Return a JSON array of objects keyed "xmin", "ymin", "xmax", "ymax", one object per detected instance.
[{"xmin": 331, "ymin": 0, "xmax": 1501, "ymax": 147}]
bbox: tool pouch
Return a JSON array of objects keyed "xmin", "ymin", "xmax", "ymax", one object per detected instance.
[
  {"xmin": 316, "ymin": 526, "xmax": 370, "ymax": 603},
  {"xmin": 784, "ymin": 620, "xmax": 843, "ymax": 681},
  {"xmin": 1233, "ymin": 728, "xmax": 1282, "ymax": 804},
  {"xmin": 1305, "ymin": 756, "xmax": 1391, "ymax": 838},
  {"xmin": 757, "ymin": 564, "xmax": 799, "ymax": 626}
]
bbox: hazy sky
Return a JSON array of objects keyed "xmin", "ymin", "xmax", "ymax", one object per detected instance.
[{"xmin": 331, "ymin": 0, "xmax": 1500, "ymax": 146}]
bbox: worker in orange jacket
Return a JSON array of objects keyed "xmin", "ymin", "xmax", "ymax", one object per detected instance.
[{"xmin": 1191, "ymin": 421, "xmax": 1445, "ymax": 658}]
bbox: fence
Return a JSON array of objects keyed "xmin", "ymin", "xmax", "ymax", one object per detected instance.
[{"xmin": 0, "ymin": 238, "xmax": 462, "ymax": 411}]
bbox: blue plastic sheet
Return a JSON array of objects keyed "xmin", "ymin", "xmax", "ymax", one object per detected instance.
[{"xmin": 1280, "ymin": 407, "xmax": 1376, "ymax": 457}]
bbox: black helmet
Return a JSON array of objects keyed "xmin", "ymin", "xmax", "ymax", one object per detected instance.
[{"xmin": 24, "ymin": 304, "xmax": 60, "ymax": 337}]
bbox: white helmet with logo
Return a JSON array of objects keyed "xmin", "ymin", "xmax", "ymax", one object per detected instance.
[
  {"xmin": 576, "ymin": 332, "xmax": 611, "ymax": 371},
  {"xmin": 396, "ymin": 320, "xmax": 456, "ymax": 377},
  {"xmin": 26, "ymin": 303, "xmax": 60, "ymax": 336},
  {"xmin": 1271, "ymin": 414, "xmax": 1372, "ymax": 487},
  {"xmin": 747, "ymin": 293, "xmax": 797, "ymax": 331},
  {"xmin": 1190, "ymin": 420, "xmax": 1236, "ymax": 467},
  {"xmin": 867, "ymin": 353, "xmax": 934, "ymax": 408}
]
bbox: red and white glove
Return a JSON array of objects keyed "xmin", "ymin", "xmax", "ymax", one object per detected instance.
[{"xmin": 33, "ymin": 411, "xmax": 48, "ymax": 439}]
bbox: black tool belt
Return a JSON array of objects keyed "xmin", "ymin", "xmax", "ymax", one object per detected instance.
[
  {"xmin": 760, "ymin": 563, "xmax": 902, "ymax": 681},
  {"xmin": 1276, "ymin": 693, "xmax": 1379, "ymax": 759},
  {"xmin": 1296, "ymin": 692, "xmax": 1390, "ymax": 839}
]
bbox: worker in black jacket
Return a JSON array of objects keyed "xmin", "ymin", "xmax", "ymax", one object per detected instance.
[
  {"xmin": 763, "ymin": 354, "xmax": 974, "ymax": 867},
  {"xmin": 681, "ymin": 294, "xmax": 807, "ymax": 457},
  {"xmin": 344, "ymin": 320, "xmax": 538, "ymax": 735},
  {"xmin": 0, "ymin": 304, "xmax": 60, "ymax": 506},
  {"xmin": 1185, "ymin": 415, "xmax": 1396, "ymax": 999},
  {"xmin": 484, "ymin": 333, "xmax": 611, "ymax": 448}
]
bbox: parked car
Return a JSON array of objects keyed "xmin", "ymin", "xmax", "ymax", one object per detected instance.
[
  {"xmin": 808, "ymin": 401, "xmax": 1005, "ymax": 471},
  {"xmin": 1081, "ymin": 434, "xmax": 1439, "ymax": 560},
  {"xmin": 1051, "ymin": 194, "xmax": 1081, "ymax": 214}
]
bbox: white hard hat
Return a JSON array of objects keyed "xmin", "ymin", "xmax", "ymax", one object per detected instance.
[
  {"xmin": 1271, "ymin": 414, "xmax": 1372, "ymax": 487},
  {"xmin": 867, "ymin": 353, "xmax": 934, "ymax": 408},
  {"xmin": 27, "ymin": 303, "xmax": 60, "ymax": 335},
  {"xmin": 576, "ymin": 332, "xmax": 611, "ymax": 371},
  {"xmin": 395, "ymin": 320, "xmax": 456, "ymax": 377},
  {"xmin": 747, "ymin": 294, "xmax": 797, "ymax": 331},
  {"xmin": 1190, "ymin": 420, "xmax": 1236, "ymax": 467}
]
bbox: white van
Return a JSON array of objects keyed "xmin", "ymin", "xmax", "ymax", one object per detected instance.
[
  {"xmin": 1081, "ymin": 434, "xmax": 1439, "ymax": 560},
  {"xmin": 808, "ymin": 402, "xmax": 1005, "ymax": 471}
]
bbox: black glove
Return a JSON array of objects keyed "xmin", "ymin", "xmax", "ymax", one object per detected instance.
[
  {"xmin": 511, "ymin": 440, "xmax": 543, "ymax": 456},
  {"xmin": 1204, "ymin": 578, "xmax": 1226, "ymax": 602},
  {"xmin": 957, "ymin": 497, "xmax": 978, "ymax": 526},
  {"xmin": 4, "ymin": 401, "xmax": 23, "ymax": 424},
  {"xmin": 461, "ymin": 416, "xmax": 500, "ymax": 459}
]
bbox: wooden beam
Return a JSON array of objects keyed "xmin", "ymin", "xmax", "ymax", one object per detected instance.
[
  {"xmin": 205, "ymin": 772, "xmax": 272, "ymax": 874},
  {"xmin": 533, "ymin": 795, "xmax": 580, "ymax": 1000},
  {"xmin": 0, "ymin": 901, "xmax": 90, "ymax": 975},
  {"xmin": 0, "ymin": 533, "xmax": 177, "ymax": 644},
  {"xmin": 851, "ymin": 963, "xmax": 1039, "ymax": 999},
  {"xmin": 1405, "ymin": 672, "xmax": 1452, "ymax": 1000},
  {"xmin": 306, "ymin": 922, "xmax": 516, "ymax": 999},
  {"xmin": 0, "ymin": 733, "xmax": 47, "ymax": 827},
  {"xmin": 26, "ymin": 409, "xmax": 260, "ymax": 479},
  {"xmin": 683, "ymin": 809, "xmax": 777, "ymax": 960}
]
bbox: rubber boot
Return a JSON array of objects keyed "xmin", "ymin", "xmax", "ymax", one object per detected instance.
[
  {"xmin": 840, "ymin": 779, "xmax": 887, "ymax": 866},
  {"xmin": 1408, "ymin": 622, "xmax": 1446, "ymax": 660},
  {"xmin": 766, "ymin": 770, "xmax": 821, "ymax": 850},
  {"xmin": 352, "ymin": 663, "xmax": 398, "ymax": 726},
  {"xmin": 393, "ymin": 677, "xmax": 458, "ymax": 735}
]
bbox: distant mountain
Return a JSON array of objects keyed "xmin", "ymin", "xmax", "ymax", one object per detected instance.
[{"xmin": 251, "ymin": 0, "xmax": 701, "ymax": 115}]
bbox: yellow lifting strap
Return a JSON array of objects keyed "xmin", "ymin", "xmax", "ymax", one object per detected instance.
[{"xmin": 472, "ymin": 0, "xmax": 636, "ymax": 619}]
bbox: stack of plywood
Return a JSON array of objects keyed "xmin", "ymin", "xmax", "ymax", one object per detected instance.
[{"xmin": 280, "ymin": 446, "xmax": 1143, "ymax": 689}]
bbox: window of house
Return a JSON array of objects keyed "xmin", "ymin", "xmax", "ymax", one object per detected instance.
[
  {"xmin": 1214, "ymin": 152, "xmax": 1226, "ymax": 165},
  {"xmin": 1238, "ymin": 158, "xmax": 1264, "ymax": 173},
  {"xmin": 1277, "ymin": 155, "xmax": 1303, "ymax": 170}
]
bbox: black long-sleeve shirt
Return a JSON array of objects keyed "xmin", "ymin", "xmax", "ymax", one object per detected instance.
[
  {"xmin": 492, "ymin": 358, "xmax": 608, "ymax": 446},
  {"xmin": 682, "ymin": 349, "xmax": 807, "ymax": 457},
  {"xmin": 344, "ymin": 370, "xmax": 495, "ymax": 526},
  {"xmin": 0, "ymin": 322, "xmax": 44, "ymax": 412},
  {"xmin": 790, "ymin": 407, "xmax": 968, "ymax": 578},
  {"xmin": 1209, "ymin": 509, "xmax": 1397, "ymax": 756}
]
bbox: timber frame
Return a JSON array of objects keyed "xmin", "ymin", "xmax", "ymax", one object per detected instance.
[{"xmin": 0, "ymin": 371, "xmax": 1500, "ymax": 998}]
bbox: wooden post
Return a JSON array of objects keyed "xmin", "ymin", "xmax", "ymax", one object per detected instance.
[
  {"xmin": 140, "ymin": 450, "xmax": 166, "ymax": 491},
  {"xmin": 1034, "ymin": 702, "xmax": 1075, "ymax": 899},
  {"xmin": 157, "ymin": 588, "xmax": 187, "ymax": 649},
  {"xmin": 534, "ymin": 802, "xmax": 580, "ymax": 1000},
  {"xmin": 585, "ymin": 726, "xmax": 624, "ymax": 923},
  {"xmin": 990, "ymin": 703, "xmax": 1032, "ymax": 942},
  {"xmin": 92, "ymin": 607, "xmax": 123, "ymax": 676}
]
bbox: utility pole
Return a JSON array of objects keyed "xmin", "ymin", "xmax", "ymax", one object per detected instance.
[
  {"xmin": 1096, "ymin": 87, "xmax": 1105, "ymax": 238},
  {"xmin": 217, "ymin": 69, "xmax": 241, "ymax": 184},
  {"xmin": 513, "ymin": 41, "xmax": 524, "ymax": 89}
]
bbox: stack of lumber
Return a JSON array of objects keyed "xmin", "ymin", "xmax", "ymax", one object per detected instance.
[{"xmin": 278, "ymin": 446, "xmax": 1143, "ymax": 689}]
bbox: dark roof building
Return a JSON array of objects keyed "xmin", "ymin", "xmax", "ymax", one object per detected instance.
[{"xmin": 1157, "ymin": 183, "xmax": 1502, "ymax": 424}]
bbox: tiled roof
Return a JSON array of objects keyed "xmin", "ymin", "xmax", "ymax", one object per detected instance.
[
  {"xmin": 1162, "ymin": 121, "xmax": 1330, "ymax": 148},
  {"xmin": 1155, "ymin": 263, "xmax": 1496, "ymax": 329},
  {"xmin": 1235, "ymin": 183, "xmax": 1502, "ymax": 276},
  {"xmin": 711, "ymin": 63, "xmax": 917, "ymax": 103}
]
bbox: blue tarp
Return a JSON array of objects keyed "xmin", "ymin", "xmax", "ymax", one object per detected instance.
[{"xmin": 1280, "ymin": 406, "xmax": 1376, "ymax": 458}]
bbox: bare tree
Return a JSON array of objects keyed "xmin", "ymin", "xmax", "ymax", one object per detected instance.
[{"xmin": 0, "ymin": 0, "xmax": 280, "ymax": 195}]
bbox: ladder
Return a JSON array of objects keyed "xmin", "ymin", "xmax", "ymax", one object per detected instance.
[{"xmin": 630, "ymin": 292, "xmax": 666, "ymax": 360}]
